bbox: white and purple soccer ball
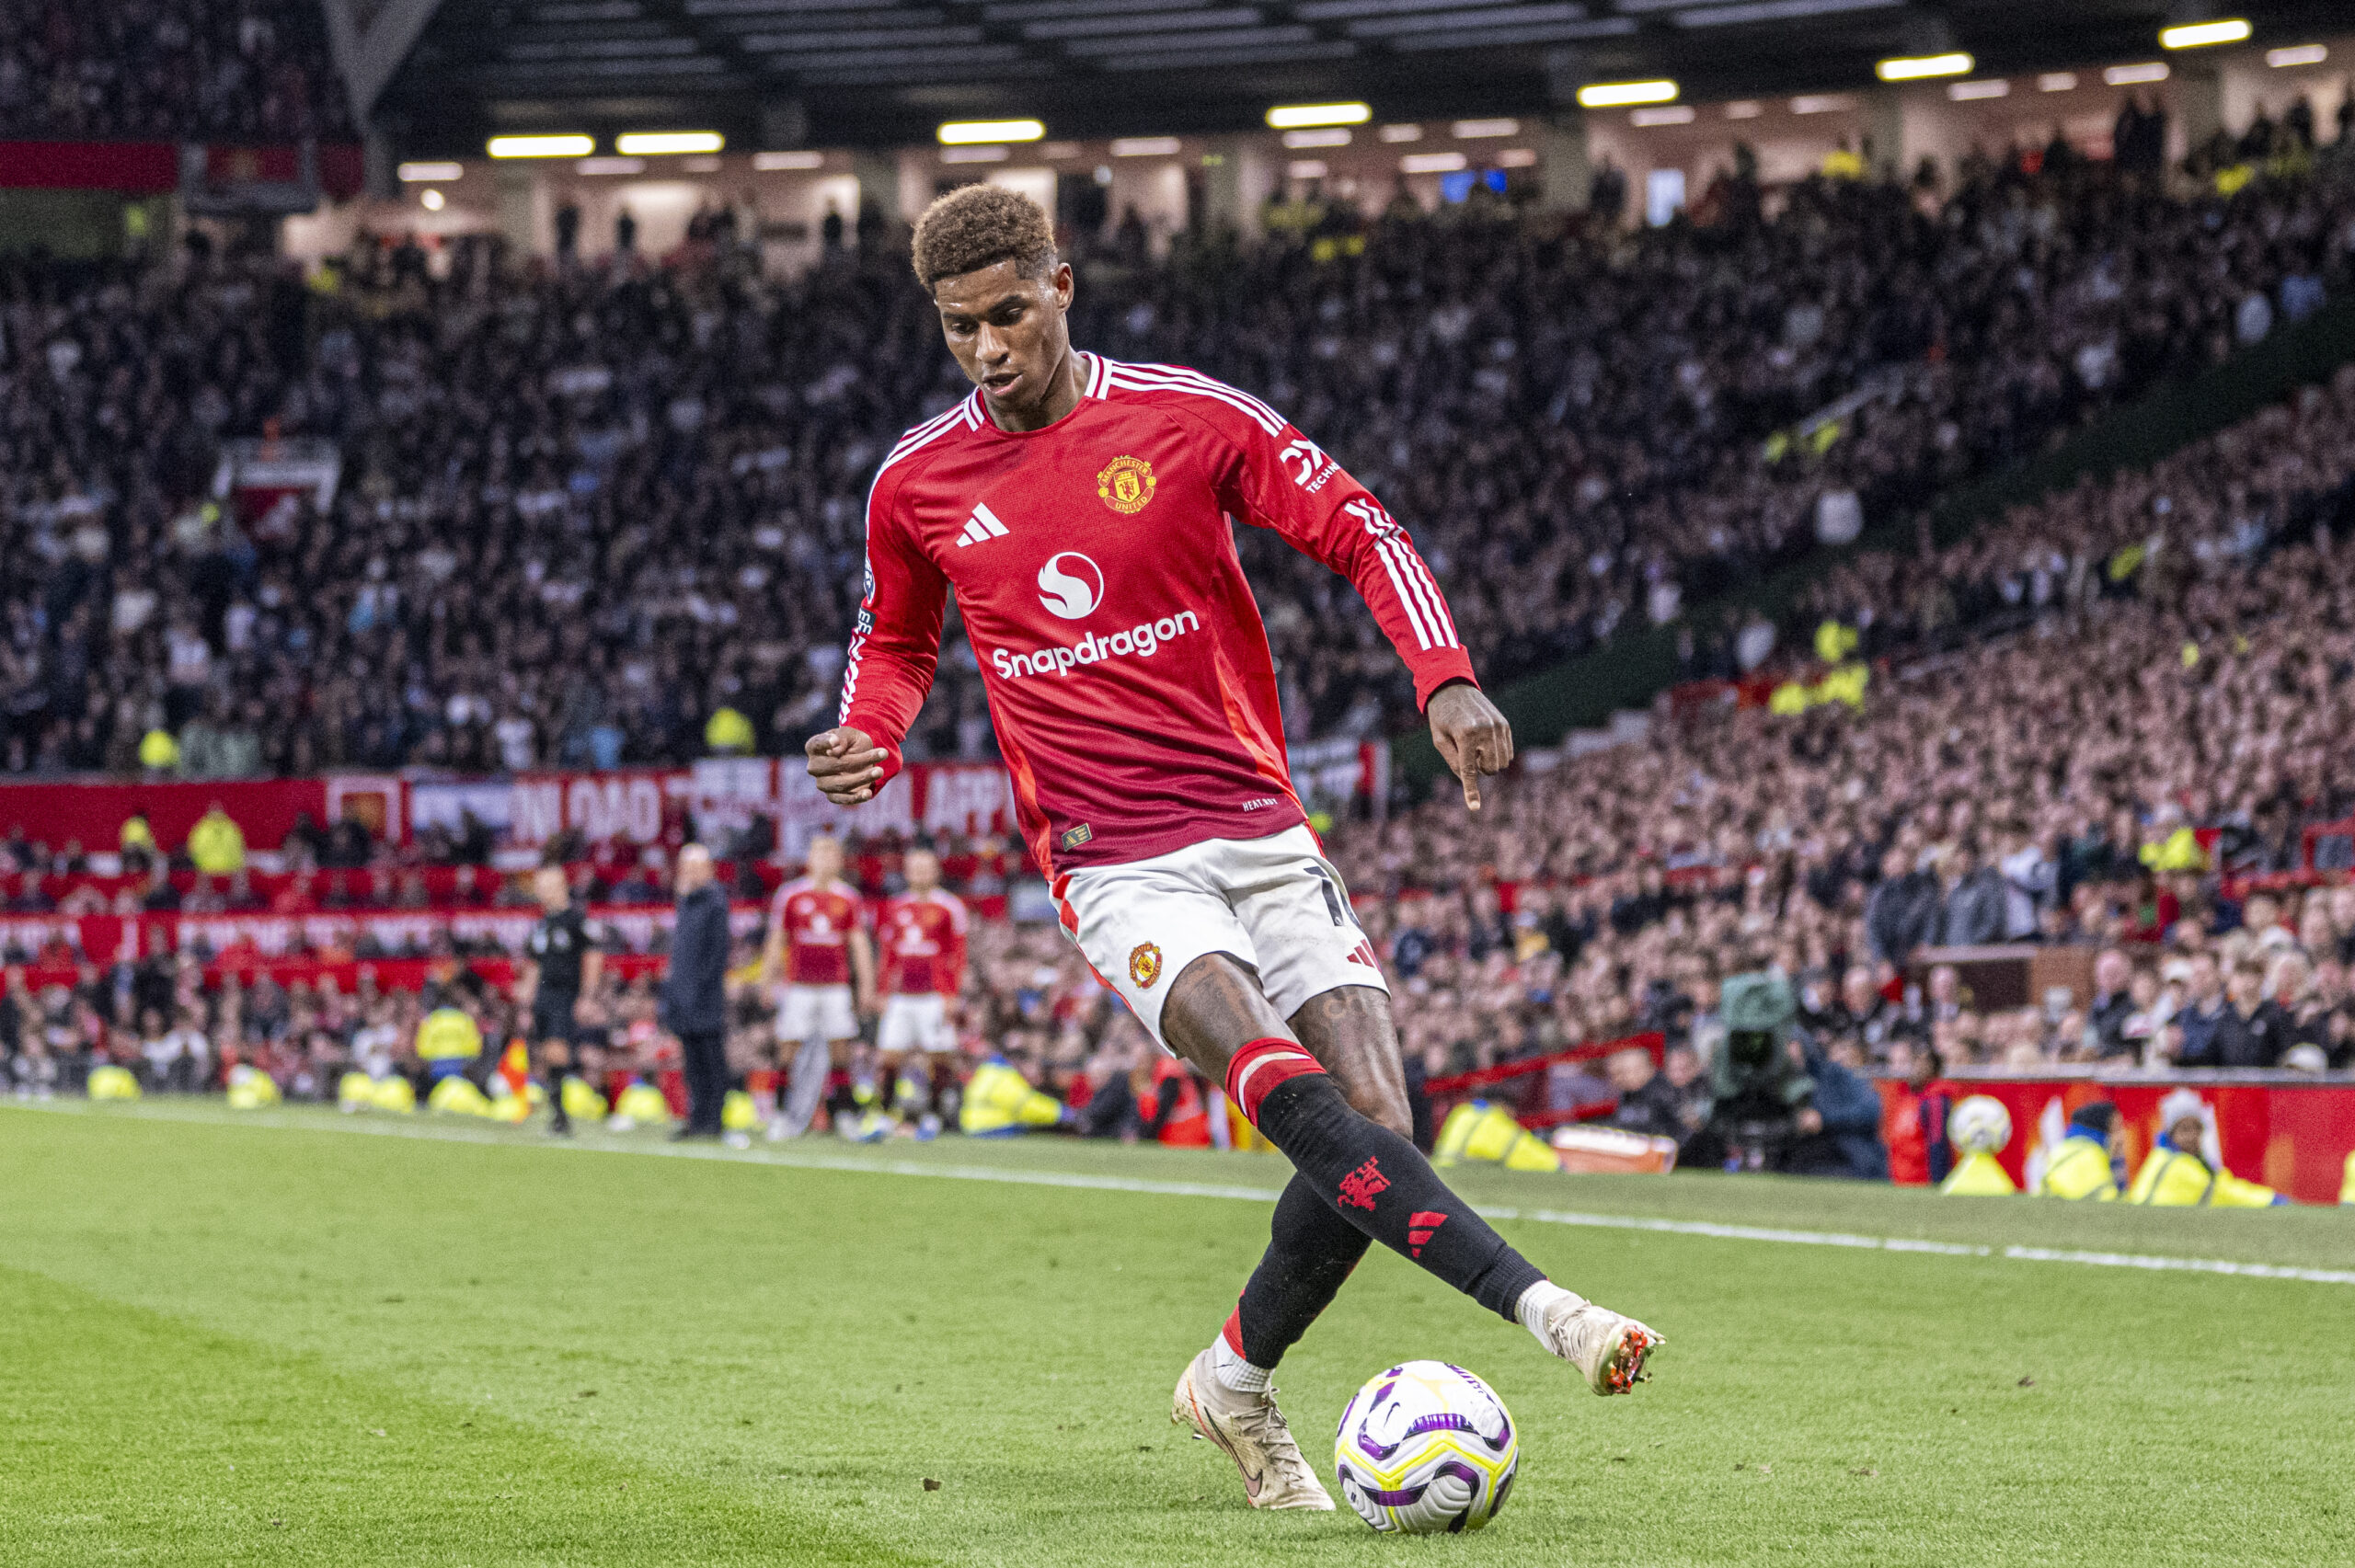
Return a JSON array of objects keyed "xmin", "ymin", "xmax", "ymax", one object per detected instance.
[{"xmin": 1333, "ymin": 1360, "xmax": 1518, "ymax": 1534}]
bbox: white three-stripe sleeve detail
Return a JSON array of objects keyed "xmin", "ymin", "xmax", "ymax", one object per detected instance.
[
  {"xmin": 1105, "ymin": 368, "xmax": 1284, "ymax": 436},
  {"xmin": 1405, "ymin": 545, "xmax": 1459, "ymax": 644},
  {"xmin": 1379, "ymin": 535, "xmax": 1455, "ymax": 649},
  {"xmin": 1135, "ymin": 362, "xmax": 1285, "ymax": 429},
  {"xmin": 1354, "ymin": 507, "xmax": 1437, "ymax": 650},
  {"xmin": 880, "ymin": 407, "xmax": 971, "ymax": 479}
]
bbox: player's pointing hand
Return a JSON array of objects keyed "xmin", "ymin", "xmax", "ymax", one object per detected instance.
[
  {"xmin": 806, "ymin": 726, "xmax": 890, "ymax": 807},
  {"xmin": 1426, "ymin": 681, "xmax": 1513, "ymax": 813}
]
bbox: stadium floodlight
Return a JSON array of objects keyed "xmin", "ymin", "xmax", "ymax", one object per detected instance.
[
  {"xmin": 938, "ymin": 120, "xmax": 1044, "ymax": 144},
  {"xmin": 1723, "ymin": 100, "xmax": 1763, "ymax": 119},
  {"xmin": 1110, "ymin": 137, "xmax": 1181, "ymax": 157},
  {"xmin": 1400, "ymin": 151, "xmax": 1467, "ymax": 173},
  {"xmin": 2038, "ymin": 73, "xmax": 2077, "ymax": 91},
  {"xmin": 488, "ymin": 135, "xmax": 595, "ymax": 158},
  {"xmin": 1947, "ymin": 79, "xmax": 2009, "ymax": 100},
  {"xmin": 1630, "ymin": 106, "xmax": 1694, "ymax": 126},
  {"xmin": 1452, "ymin": 119, "xmax": 1519, "ymax": 138},
  {"xmin": 940, "ymin": 145, "xmax": 1011, "ymax": 163},
  {"xmin": 1875, "ymin": 52, "xmax": 1971, "ymax": 81},
  {"xmin": 578, "ymin": 157, "xmax": 645, "ymax": 176},
  {"xmin": 615, "ymin": 132, "xmax": 724, "ymax": 155},
  {"xmin": 1576, "ymin": 80, "xmax": 1677, "ymax": 108},
  {"xmin": 1281, "ymin": 128, "xmax": 1350, "ymax": 149},
  {"xmin": 2160, "ymin": 18, "xmax": 2249, "ymax": 50},
  {"xmin": 752, "ymin": 150, "xmax": 825, "ymax": 170},
  {"xmin": 1377, "ymin": 123, "xmax": 1423, "ymax": 143},
  {"xmin": 2265, "ymin": 43, "xmax": 2325, "ymax": 68},
  {"xmin": 1266, "ymin": 102, "xmax": 1371, "ymax": 129},
  {"xmin": 419, "ymin": 189, "xmax": 445, "ymax": 212},
  {"xmin": 2103, "ymin": 62, "xmax": 2169, "ymax": 85},
  {"xmin": 397, "ymin": 161, "xmax": 463, "ymax": 182},
  {"xmin": 1288, "ymin": 159, "xmax": 1328, "ymax": 178}
]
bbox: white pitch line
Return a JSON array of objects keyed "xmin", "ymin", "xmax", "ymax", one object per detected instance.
[{"xmin": 14, "ymin": 1102, "xmax": 2353, "ymax": 1287}]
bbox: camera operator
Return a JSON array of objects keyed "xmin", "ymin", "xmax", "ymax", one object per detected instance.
[{"xmin": 1695, "ymin": 974, "xmax": 1888, "ymax": 1179}]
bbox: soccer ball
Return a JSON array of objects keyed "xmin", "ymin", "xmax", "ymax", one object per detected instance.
[
  {"xmin": 1333, "ymin": 1360, "xmax": 1517, "ymax": 1534},
  {"xmin": 1949, "ymin": 1094, "xmax": 2013, "ymax": 1155}
]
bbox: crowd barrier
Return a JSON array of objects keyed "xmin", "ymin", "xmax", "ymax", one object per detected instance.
[{"xmin": 1885, "ymin": 1073, "xmax": 2355, "ymax": 1206}]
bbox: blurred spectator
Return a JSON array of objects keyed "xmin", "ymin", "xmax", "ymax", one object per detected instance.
[
  {"xmin": 0, "ymin": 0, "xmax": 350, "ymax": 141},
  {"xmin": 9, "ymin": 150, "xmax": 2355, "ymax": 774},
  {"xmin": 1877, "ymin": 1039, "xmax": 1952, "ymax": 1187}
]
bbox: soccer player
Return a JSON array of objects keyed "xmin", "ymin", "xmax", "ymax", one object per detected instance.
[
  {"xmin": 876, "ymin": 843, "xmax": 968, "ymax": 1134},
  {"xmin": 519, "ymin": 864, "xmax": 601, "ymax": 1136},
  {"xmin": 806, "ymin": 186, "xmax": 1661, "ymax": 1512},
  {"xmin": 762, "ymin": 833, "xmax": 875, "ymax": 1138}
]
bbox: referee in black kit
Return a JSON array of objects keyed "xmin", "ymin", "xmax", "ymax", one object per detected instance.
[{"xmin": 521, "ymin": 864, "xmax": 602, "ymax": 1136}]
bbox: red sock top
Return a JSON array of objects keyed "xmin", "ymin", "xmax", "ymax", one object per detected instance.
[{"xmin": 1223, "ymin": 1036, "xmax": 1326, "ymax": 1126}]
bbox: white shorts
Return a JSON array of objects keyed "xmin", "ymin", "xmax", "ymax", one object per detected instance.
[
  {"xmin": 878, "ymin": 992, "xmax": 957, "ymax": 1055},
  {"xmin": 1056, "ymin": 824, "xmax": 1388, "ymax": 1047},
  {"xmin": 775, "ymin": 983, "xmax": 857, "ymax": 1045}
]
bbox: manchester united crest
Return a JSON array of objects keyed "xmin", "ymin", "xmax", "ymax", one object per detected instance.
[
  {"xmin": 1128, "ymin": 941, "xmax": 1164, "ymax": 989},
  {"xmin": 1097, "ymin": 454, "xmax": 1156, "ymax": 515}
]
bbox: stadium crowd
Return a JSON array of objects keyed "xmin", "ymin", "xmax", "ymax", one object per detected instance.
[
  {"xmin": 0, "ymin": 0, "xmax": 351, "ymax": 142},
  {"xmin": 6, "ymin": 142, "xmax": 2355, "ymax": 779},
  {"xmin": 1332, "ymin": 363, "xmax": 2355, "ymax": 1093},
  {"xmin": 13, "ymin": 336, "xmax": 2355, "ymax": 1131}
]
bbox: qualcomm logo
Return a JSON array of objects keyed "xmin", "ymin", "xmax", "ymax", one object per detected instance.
[{"xmin": 1036, "ymin": 552, "xmax": 1104, "ymax": 620}]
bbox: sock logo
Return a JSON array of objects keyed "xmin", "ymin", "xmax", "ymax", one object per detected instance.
[
  {"xmin": 1337, "ymin": 1157, "xmax": 1390, "ymax": 1211},
  {"xmin": 1407, "ymin": 1210, "xmax": 1447, "ymax": 1258}
]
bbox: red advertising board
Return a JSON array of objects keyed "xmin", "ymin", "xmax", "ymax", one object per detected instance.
[
  {"xmin": 1880, "ymin": 1074, "xmax": 2355, "ymax": 1207},
  {"xmin": 0, "ymin": 777, "xmax": 332, "ymax": 858},
  {"xmin": 0, "ymin": 141, "xmax": 179, "ymax": 192}
]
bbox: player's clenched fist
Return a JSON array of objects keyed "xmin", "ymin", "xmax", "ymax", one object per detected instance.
[
  {"xmin": 1427, "ymin": 681, "xmax": 1513, "ymax": 812},
  {"xmin": 805, "ymin": 726, "xmax": 890, "ymax": 807}
]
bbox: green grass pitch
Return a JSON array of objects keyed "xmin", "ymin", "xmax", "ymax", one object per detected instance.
[{"xmin": 2, "ymin": 1103, "xmax": 2348, "ymax": 1566}]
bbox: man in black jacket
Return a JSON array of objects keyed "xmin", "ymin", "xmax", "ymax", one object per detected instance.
[
  {"xmin": 1865, "ymin": 847, "xmax": 1942, "ymax": 967},
  {"xmin": 2213, "ymin": 957, "xmax": 2290, "ymax": 1069},
  {"xmin": 661, "ymin": 844, "xmax": 733, "ymax": 1141}
]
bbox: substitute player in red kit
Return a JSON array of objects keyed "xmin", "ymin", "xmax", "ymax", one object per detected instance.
[
  {"xmin": 807, "ymin": 185, "xmax": 1660, "ymax": 1511},
  {"xmin": 762, "ymin": 833, "xmax": 875, "ymax": 1139},
  {"xmin": 876, "ymin": 844, "xmax": 968, "ymax": 1134}
]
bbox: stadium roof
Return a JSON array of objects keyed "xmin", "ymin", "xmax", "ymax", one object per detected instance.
[{"xmin": 369, "ymin": 0, "xmax": 2349, "ymax": 154}]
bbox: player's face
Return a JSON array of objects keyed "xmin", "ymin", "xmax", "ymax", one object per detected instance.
[
  {"xmin": 808, "ymin": 837, "xmax": 844, "ymax": 884},
  {"xmin": 534, "ymin": 866, "xmax": 569, "ymax": 910},
  {"xmin": 931, "ymin": 258, "xmax": 1074, "ymax": 418},
  {"xmin": 904, "ymin": 850, "xmax": 938, "ymax": 893}
]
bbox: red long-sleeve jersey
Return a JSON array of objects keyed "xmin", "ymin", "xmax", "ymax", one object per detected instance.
[{"xmin": 839, "ymin": 351, "xmax": 1475, "ymax": 876}]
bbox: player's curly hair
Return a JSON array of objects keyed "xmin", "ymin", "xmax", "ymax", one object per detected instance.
[{"xmin": 911, "ymin": 183, "xmax": 1057, "ymax": 290}]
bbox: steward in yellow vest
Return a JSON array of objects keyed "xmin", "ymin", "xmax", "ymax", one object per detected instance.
[
  {"xmin": 2127, "ymin": 1110, "xmax": 2285, "ymax": 1207},
  {"xmin": 187, "ymin": 804, "xmax": 247, "ymax": 875},
  {"xmin": 416, "ymin": 1006, "xmax": 484, "ymax": 1082},
  {"xmin": 959, "ymin": 1056, "xmax": 1069, "ymax": 1137},
  {"xmin": 2037, "ymin": 1103, "xmax": 2123, "ymax": 1200}
]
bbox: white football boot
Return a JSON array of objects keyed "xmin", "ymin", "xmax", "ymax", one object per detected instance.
[
  {"xmin": 1170, "ymin": 1347, "xmax": 1336, "ymax": 1511},
  {"xmin": 1534, "ymin": 1293, "xmax": 1663, "ymax": 1396}
]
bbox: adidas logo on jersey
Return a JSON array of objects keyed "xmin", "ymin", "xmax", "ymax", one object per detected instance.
[{"xmin": 956, "ymin": 501, "xmax": 1012, "ymax": 547}]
